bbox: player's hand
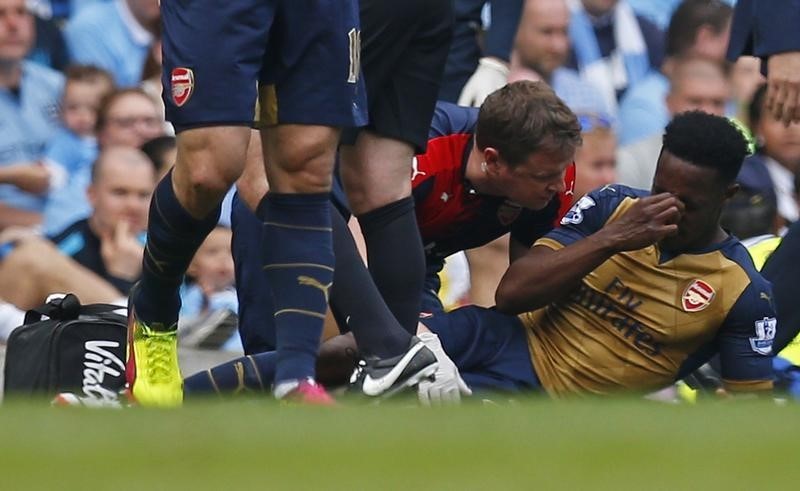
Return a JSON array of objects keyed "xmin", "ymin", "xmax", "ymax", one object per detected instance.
[
  {"xmin": 457, "ymin": 57, "xmax": 510, "ymax": 107},
  {"xmin": 599, "ymin": 193, "xmax": 684, "ymax": 252},
  {"xmin": 417, "ymin": 332, "xmax": 472, "ymax": 405},
  {"xmin": 100, "ymin": 221, "xmax": 144, "ymax": 281},
  {"xmin": 767, "ymin": 51, "xmax": 800, "ymax": 126}
]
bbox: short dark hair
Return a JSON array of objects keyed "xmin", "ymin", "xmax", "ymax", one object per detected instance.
[
  {"xmin": 666, "ymin": 0, "xmax": 733, "ymax": 58},
  {"xmin": 476, "ymin": 81, "xmax": 581, "ymax": 167},
  {"xmin": 95, "ymin": 88, "xmax": 156, "ymax": 132},
  {"xmin": 662, "ymin": 111, "xmax": 749, "ymax": 184},
  {"xmin": 64, "ymin": 64, "xmax": 115, "ymax": 88},
  {"xmin": 141, "ymin": 136, "xmax": 176, "ymax": 173}
]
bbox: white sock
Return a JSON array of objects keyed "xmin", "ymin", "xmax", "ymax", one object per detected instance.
[{"xmin": 0, "ymin": 301, "xmax": 25, "ymax": 343}]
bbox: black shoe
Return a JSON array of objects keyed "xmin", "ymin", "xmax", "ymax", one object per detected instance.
[{"xmin": 350, "ymin": 337, "xmax": 438, "ymax": 399}]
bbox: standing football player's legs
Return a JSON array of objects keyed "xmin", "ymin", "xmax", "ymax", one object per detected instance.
[
  {"xmin": 254, "ymin": 0, "xmax": 366, "ymax": 402},
  {"xmin": 232, "ymin": 131, "xmax": 416, "ymax": 364},
  {"xmin": 339, "ymin": 0, "xmax": 454, "ymax": 334},
  {"xmin": 257, "ymin": 123, "xmax": 339, "ymax": 400},
  {"xmin": 127, "ymin": 0, "xmax": 271, "ymax": 407}
]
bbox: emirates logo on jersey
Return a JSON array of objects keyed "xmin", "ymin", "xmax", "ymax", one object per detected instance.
[
  {"xmin": 171, "ymin": 67, "xmax": 194, "ymax": 107},
  {"xmin": 682, "ymin": 279, "xmax": 715, "ymax": 312}
]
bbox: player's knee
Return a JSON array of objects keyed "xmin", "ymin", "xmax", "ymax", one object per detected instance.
[
  {"xmin": 274, "ymin": 136, "xmax": 337, "ymax": 193},
  {"xmin": 341, "ymin": 165, "xmax": 412, "ymax": 213},
  {"xmin": 346, "ymin": 183, "xmax": 411, "ymax": 214},
  {"xmin": 175, "ymin": 129, "xmax": 248, "ymax": 197},
  {"xmin": 180, "ymin": 162, "xmax": 238, "ymax": 198}
]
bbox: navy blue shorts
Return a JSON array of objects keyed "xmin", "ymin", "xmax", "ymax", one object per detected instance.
[
  {"xmin": 161, "ymin": 0, "xmax": 367, "ymax": 131},
  {"xmin": 340, "ymin": 0, "xmax": 453, "ymax": 153},
  {"xmin": 420, "ymin": 262, "xmax": 446, "ymax": 316},
  {"xmin": 421, "ymin": 305, "xmax": 541, "ymax": 393}
]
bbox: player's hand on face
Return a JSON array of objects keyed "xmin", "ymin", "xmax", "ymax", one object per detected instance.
[
  {"xmin": 100, "ymin": 221, "xmax": 144, "ymax": 281},
  {"xmin": 601, "ymin": 193, "xmax": 684, "ymax": 252},
  {"xmin": 766, "ymin": 51, "xmax": 800, "ymax": 126}
]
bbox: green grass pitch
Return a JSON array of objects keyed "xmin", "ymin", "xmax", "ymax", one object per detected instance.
[{"xmin": 0, "ymin": 398, "xmax": 798, "ymax": 490}]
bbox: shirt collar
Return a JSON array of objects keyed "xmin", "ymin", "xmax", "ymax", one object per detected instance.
[
  {"xmin": 763, "ymin": 156, "xmax": 794, "ymax": 188},
  {"xmin": 763, "ymin": 156, "xmax": 799, "ymax": 222}
]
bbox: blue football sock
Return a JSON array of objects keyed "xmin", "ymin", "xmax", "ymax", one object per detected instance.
[
  {"xmin": 258, "ymin": 192, "xmax": 333, "ymax": 385},
  {"xmin": 231, "ymin": 194, "xmax": 277, "ymax": 354},
  {"xmin": 136, "ymin": 170, "xmax": 222, "ymax": 326},
  {"xmin": 184, "ymin": 353, "xmax": 275, "ymax": 397}
]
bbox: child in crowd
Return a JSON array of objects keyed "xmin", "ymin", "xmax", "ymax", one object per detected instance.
[
  {"xmin": 43, "ymin": 65, "xmax": 114, "ymax": 180},
  {"xmin": 179, "ymin": 225, "xmax": 240, "ymax": 351},
  {"xmin": 573, "ymin": 113, "xmax": 618, "ymax": 199}
]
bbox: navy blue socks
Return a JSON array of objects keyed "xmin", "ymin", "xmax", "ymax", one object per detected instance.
[
  {"xmin": 257, "ymin": 192, "xmax": 333, "ymax": 385},
  {"xmin": 136, "ymin": 171, "xmax": 221, "ymax": 326}
]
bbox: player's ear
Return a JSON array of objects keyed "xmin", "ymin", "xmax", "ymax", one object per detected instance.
[{"xmin": 483, "ymin": 147, "xmax": 503, "ymax": 174}]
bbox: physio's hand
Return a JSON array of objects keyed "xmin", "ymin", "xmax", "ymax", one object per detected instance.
[
  {"xmin": 599, "ymin": 193, "xmax": 684, "ymax": 252},
  {"xmin": 767, "ymin": 51, "xmax": 800, "ymax": 126},
  {"xmin": 457, "ymin": 57, "xmax": 510, "ymax": 107},
  {"xmin": 417, "ymin": 332, "xmax": 472, "ymax": 405}
]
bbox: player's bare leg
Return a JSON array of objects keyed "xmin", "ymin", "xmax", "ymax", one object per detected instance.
[{"xmin": 339, "ymin": 132, "xmax": 424, "ymax": 334}]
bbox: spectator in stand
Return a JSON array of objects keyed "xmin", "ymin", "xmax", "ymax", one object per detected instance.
[
  {"xmin": 42, "ymin": 65, "xmax": 114, "ymax": 190},
  {"xmin": 50, "ymin": 146, "xmax": 156, "ymax": 295},
  {"xmin": 0, "ymin": 235, "xmax": 125, "ymax": 341},
  {"xmin": 441, "ymin": 1, "xmax": 524, "ymax": 106},
  {"xmin": 64, "ymin": 0, "xmax": 159, "ymax": 87},
  {"xmin": 139, "ymin": 33, "xmax": 173, "ymax": 135},
  {"xmin": 509, "ymin": 0, "xmax": 609, "ymax": 115},
  {"xmin": 573, "ymin": 112, "xmax": 617, "ymax": 199},
  {"xmin": 565, "ymin": 0, "xmax": 664, "ymax": 114},
  {"xmin": 740, "ymin": 83, "xmax": 800, "ymax": 229},
  {"xmin": 0, "ymin": 0, "xmax": 63, "ymax": 230},
  {"xmin": 617, "ymin": 57, "xmax": 730, "ymax": 189},
  {"xmin": 43, "ymin": 87, "xmax": 164, "ymax": 234},
  {"xmin": 27, "ymin": 9, "xmax": 68, "ymax": 71},
  {"xmin": 618, "ymin": 0, "xmax": 732, "ymax": 146},
  {"xmin": 626, "ymin": 0, "xmax": 682, "ymax": 29},
  {"xmin": 730, "ymin": 56, "xmax": 765, "ymax": 128},
  {"xmin": 179, "ymin": 224, "xmax": 240, "ymax": 351}
]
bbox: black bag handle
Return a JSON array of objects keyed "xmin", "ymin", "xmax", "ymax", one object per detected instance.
[{"xmin": 23, "ymin": 294, "xmax": 125, "ymax": 324}]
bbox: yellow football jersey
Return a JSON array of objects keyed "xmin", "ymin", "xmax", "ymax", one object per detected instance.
[{"xmin": 519, "ymin": 185, "xmax": 776, "ymax": 396}]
